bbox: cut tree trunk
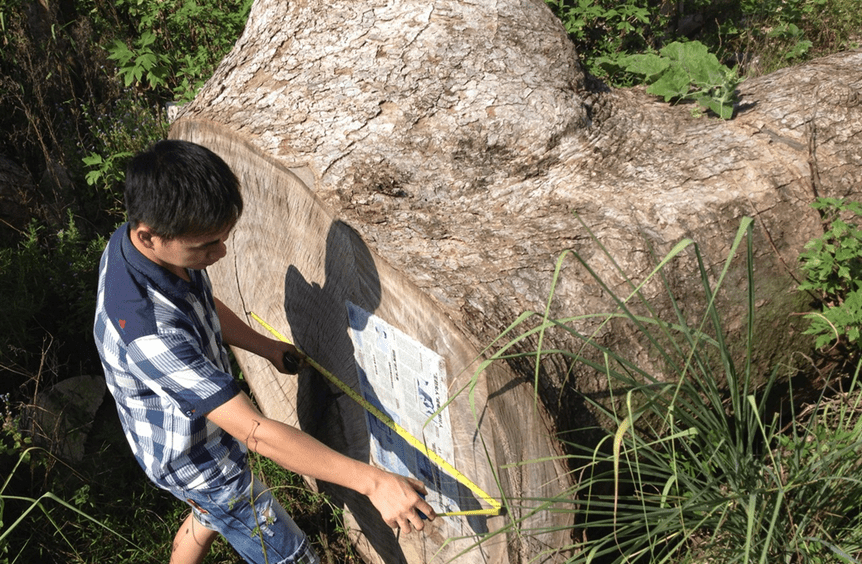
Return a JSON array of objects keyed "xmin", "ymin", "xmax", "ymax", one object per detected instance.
[{"xmin": 170, "ymin": 0, "xmax": 862, "ymax": 562}]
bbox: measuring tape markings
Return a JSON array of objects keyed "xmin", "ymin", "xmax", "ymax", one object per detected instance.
[{"xmin": 248, "ymin": 311, "xmax": 502, "ymax": 518}]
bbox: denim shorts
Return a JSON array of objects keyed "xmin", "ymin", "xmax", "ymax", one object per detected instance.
[{"xmin": 175, "ymin": 469, "xmax": 320, "ymax": 564}]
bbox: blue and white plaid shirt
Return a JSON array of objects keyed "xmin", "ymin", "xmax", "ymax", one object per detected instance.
[{"xmin": 93, "ymin": 223, "xmax": 247, "ymax": 492}]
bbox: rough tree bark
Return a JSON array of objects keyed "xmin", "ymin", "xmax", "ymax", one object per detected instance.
[{"xmin": 170, "ymin": 0, "xmax": 862, "ymax": 562}]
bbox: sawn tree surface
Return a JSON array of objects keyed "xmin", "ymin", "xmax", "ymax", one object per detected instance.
[{"xmin": 171, "ymin": 0, "xmax": 862, "ymax": 562}]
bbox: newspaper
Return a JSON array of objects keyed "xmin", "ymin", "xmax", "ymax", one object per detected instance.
[{"xmin": 346, "ymin": 301, "xmax": 463, "ymax": 523}]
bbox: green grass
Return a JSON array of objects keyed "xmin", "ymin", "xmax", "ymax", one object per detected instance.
[{"xmin": 472, "ymin": 217, "xmax": 862, "ymax": 563}]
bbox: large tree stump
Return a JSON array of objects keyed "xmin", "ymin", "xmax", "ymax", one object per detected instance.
[{"xmin": 171, "ymin": 0, "xmax": 862, "ymax": 562}]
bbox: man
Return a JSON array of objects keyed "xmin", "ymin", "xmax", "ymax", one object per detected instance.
[{"xmin": 94, "ymin": 140, "xmax": 434, "ymax": 564}]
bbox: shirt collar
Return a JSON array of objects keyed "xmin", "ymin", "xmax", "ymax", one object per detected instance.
[{"xmin": 119, "ymin": 222, "xmax": 197, "ymax": 300}]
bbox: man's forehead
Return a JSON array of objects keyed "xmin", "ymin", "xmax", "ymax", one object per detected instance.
[{"xmin": 182, "ymin": 225, "xmax": 234, "ymax": 245}]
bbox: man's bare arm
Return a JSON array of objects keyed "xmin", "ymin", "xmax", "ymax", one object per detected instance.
[
  {"xmin": 206, "ymin": 392, "xmax": 436, "ymax": 532},
  {"xmin": 214, "ymin": 297, "xmax": 302, "ymax": 373}
]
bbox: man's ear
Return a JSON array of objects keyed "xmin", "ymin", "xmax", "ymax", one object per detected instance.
[{"xmin": 132, "ymin": 224, "xmax": 157, "ymax": 249}]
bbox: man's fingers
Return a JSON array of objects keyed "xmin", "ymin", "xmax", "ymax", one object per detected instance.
[
  {"xmin": 390, "ymin": 505, "xmax": 433, "ymax": 535},
  {"xmin": 407, "ymin": 476, "xmax": 428, "ymax": 495},
  {"xmin": 391, "ymin": 517, "xmax": 411, "ymax": 534},
  {"xmin": 279, "ymin": 346, "xmax": 306, "ymax": 374},
  {"xmin": 418, "ymin": 498, "xmax": 436, "ymax": 521},
  {"xmin": 281, "ymin": 351, "xmax": 300, "ymax": 373},
  {"xmin": 409, "ymin": 514, "xmax": 424, "ymax": 532},
  {"xmin": 372, "ymin": 472, "xmax": 436, "ymax": 534},
  {"xmin": 396, "ymin": 512, "xmax": 425, "ymax": 534}
]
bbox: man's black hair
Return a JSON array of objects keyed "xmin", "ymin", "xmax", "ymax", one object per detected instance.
[{"xmin": 125, "ymin": 140, "xmax": 243, "ymax": 239}]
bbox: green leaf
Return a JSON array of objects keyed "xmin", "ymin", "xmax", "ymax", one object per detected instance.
[
  {"xmin": 785, "ymin": 40, "xmax": 812, "ymax": 60},
  {"xmin": 137, "ymin": 52, "xmax": 158, "ymax": 70},
  {"xmin": 646, "ymin": 65, "xmax": 691, "ymax": 101},
  {"xmin": 622, "ymin": 53, "xmax": 670, "ymax": 81},
  {"xmin": 138, "ymin": 30, "xmax": 157, "ymax": 48},
  {"xmin": 82, "ymin": 154, "xmax": 103, "ymax": 167},
  {"xmin": 798, "ymin": 198, "xmax": 862, "ymax": 351},
  {"xmin": 105, "ymin": 40, "xmax": 134, "ymax": 64},
  {"xmin": 660, "ymin": 41, "xmax": 708, "ymax": 63},
  {"xmin": 699, "ymin": 95, "xmax": 735, "ymax": 120}
]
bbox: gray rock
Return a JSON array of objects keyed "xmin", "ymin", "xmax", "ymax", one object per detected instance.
[{"xmin": 29, "ymin": 375, "xmax": 106, "ymax": 462}]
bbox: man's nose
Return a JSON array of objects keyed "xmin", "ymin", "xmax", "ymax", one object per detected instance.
[{"xmin": 211, "ymin": 241, "xmax": 227, "ymax": 260}]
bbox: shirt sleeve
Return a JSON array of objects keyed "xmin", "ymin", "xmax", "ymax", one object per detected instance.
[{"xmin": 126, "ymin": 329, "xmax": 240, "ymax": 418}]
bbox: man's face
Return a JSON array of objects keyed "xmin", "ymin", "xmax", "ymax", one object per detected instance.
[{"xmin": 148, "ymin": 224, "xmax": 233, "ymax": 276}]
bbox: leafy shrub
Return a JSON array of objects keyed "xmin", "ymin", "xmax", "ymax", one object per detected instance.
[
  {"xmin": 0, "ymin": 212, "xmax": 106, "ymax": 388},
  {"xmin": 768, "ymin": 23, "xmax": 814, "ymax": 61},
  {"xmin": 608, "ymin": 41, "xmax": 741, "ymax": 119},
  {"xmin": 83, "ymin": 0, "xmax": 246, "ymax": 211},
  {"xmin": 545, "ymin": 2, "xmax": 742, "ymax": 118},
  {"xmin": 104, "ymin": 0, "xmax": 252, "ymax": 101},
  {"xmin": 107, "ymin": 31, "xmax": 172, "ymax": 91},
  {"xmin": 721, "ymin": 0, "xmax": 861, "ymax": 75},
  {"xmin": 798, "ymin": 197, "xmax": 862, "ymax": 353},
  {"xmin": 546, "ymin": 0, "xmax": 862, "ymax": 91},
  {"xmin": 81, "ymin": 94, "xmax": 169, "ymax": 216},
  {"xmin": 546, "ymin": 0, "xmax": 660, "ymax": 85}
]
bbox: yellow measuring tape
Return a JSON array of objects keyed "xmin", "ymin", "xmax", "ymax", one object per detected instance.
[{"xmin": 249, "ymin": 311, "xmax": 503, "ymax": 518}]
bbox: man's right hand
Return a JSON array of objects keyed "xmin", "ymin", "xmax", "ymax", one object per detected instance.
[
  {"xmin": 267, "ymin": 339, "xmax": 305, "ymax": 374},
  {"xmin": 366, "ymin": 471, "xmax": 436, "ymax": 533}
]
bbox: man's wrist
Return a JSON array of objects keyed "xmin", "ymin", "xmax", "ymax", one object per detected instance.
[{"xmin": 267, "ymin": 339, "xmax": 287, "ymax": 365}]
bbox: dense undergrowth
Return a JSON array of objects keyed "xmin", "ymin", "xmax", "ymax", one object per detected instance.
[{"xmin": 0, "ymin": 0, "xmax": 860, "ymax": 561}]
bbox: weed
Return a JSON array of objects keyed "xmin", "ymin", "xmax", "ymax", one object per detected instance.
[
  {"xmin": 105, "ymin": 0, "xmax": 252, "ymax": 101},
  {"xmin": 0, "ymin": 212, "xmax": 106, "ymax": 394},
  {"xmin": 798, "ymin": 198, "xmax": 862, "ymax": 357},
  {"xmin": 546, "ymin": 0, "xmax": 862, "ymax": 89},
  {"xmin": 80, "ymin": 94, "xmax": 169, "ymax": 216},
  {"xmin": 473, "ymin": 218, "xmax": 862, "ymax": 562},
  {"xmin": 612, "ymin": 41, "xmax": 741, "ymax": 119},
  {"xmin": 107, "ymin": 31, "xmax": 172, "ymax": 91},
  {"xmin": 547, "ymin": 0, "xmax": 660, "ymax": 86}
]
